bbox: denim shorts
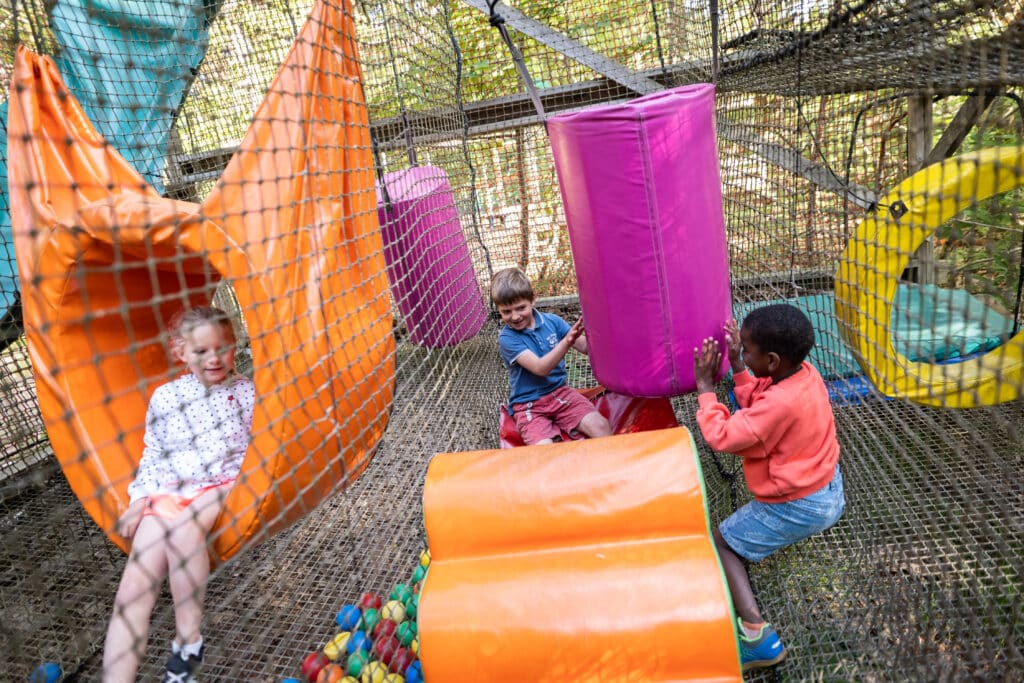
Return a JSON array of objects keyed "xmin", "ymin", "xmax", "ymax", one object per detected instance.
[{"xmin": 720, "ymin": 464, "xmax": 845, "ymax": 562}]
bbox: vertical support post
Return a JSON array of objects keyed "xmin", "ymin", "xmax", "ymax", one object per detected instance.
[{"xmin": 906, "ymin": 95, "xmax": 935, "ymax": 283}]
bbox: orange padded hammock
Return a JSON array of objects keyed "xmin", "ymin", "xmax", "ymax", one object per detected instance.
[
  {"xmin": 7, "ymin": 0, "xmax": 394, "ymax": 560},
  {"xmin": 420, "ymin": 428, "xmax": 741, "ymax": 682}
]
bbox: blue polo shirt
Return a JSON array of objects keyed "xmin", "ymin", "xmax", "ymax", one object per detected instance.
[{"xmin": 498, "ymin": 309, "xmax": 572, "ymax": 405}]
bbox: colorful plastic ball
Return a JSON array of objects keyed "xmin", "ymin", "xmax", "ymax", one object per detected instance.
[
  {"xmin": 380, "ymin": 600, "xmax": 406, "ymax": 624},
  {"xmin": 389, "ymin": 583, "xmax": 412, "ymax": 604},
  {"xmin": 336, "ymin": 604, "xmax": 362, "ymax": 631},
  {"xmin": 302, "ymin": 652, "xmax": 330, "ymax": 682},
  {"xmin": 29, "ymin": 662, "xmax": 62, "ymax": 683},
  {"xmin": 283, "ymin": 679, "xmax": 302, "ymax": 683},
  {"xmin": 410, "ymin": 636, "xmax": 419, "ymax": 657},
  {"xmin": 388, "ymin": 648, "xmax": 415, "ymax": 676},
  {"xmin": 360, "ymin": 661, "xmax": 389, "ymax": 683},
  {"xmin": 403, "ymin": 595, "xmax": 418, "ymax": 620},
  {"xmin": 404, "ymin": 660, "xmax": 423, "ymax": 683},
  {"xmin": 324, "ymin": 632, "xmax": 352, "ymax": 661},
  {"xmin": 347, "ymin": 630, "xmax": 372, "ymax": 655},
  {"xmin": 341, "ymin": 678, "xmax": 359, "ymax": 683},
  {"xmin": 372, "ymin": 617, "xmax": 398, "ymax": 641},
  {"xmin": 358, "ymin": 592, "xmax": 383, "ymax": 610},
  {"xmin": 317, "ymin": 664, "xmax": 346, "ymax": 683},
  {"xmin": 346, "ymin": 650, "xmax": 369, "ymax": 677},
  {"xmin": 372, "ymin": 635, "xmax": 399, "ymax": 665},
  {"xmin": 395, "ymin": 621, "xmax": 417, "ymax": 648},
  {"xmin": 361, "ymin": 607, "xmax": 380, "ymax": 633},
  {"xmin": 410, "ymin": 565, "xmax": 426, "ymax": 585},
  {"xmin": 419, "ymin": 549, "xmax": 430, "ymax": 567},
  {"xmin": 383, "ymin": 675, "xmax": 404, "ymax": 683}
]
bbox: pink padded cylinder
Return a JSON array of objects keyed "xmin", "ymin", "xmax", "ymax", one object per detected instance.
[
  {"xmin": 376, "ymin": 165, "xmax": 487, "ymax": 348},
  {"xmin": 549, "ymin": 84, "xmax": 731, "ymax": 397}
]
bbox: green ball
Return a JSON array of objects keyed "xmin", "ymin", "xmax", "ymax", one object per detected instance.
[
  {"xmin": 397, "ymin": 620, "xmax": 418, "ymax": 647},
  {"xmin": 361, "ymin": 607, "xmax": 380, "ymax": 633},
  {"xmin": 346, "ymin": 650, "xmax": 369, "ymax": 676},
  {"xmin": 390, "ymin": 583, "xmax": 412, "ymax": 603},
  {"xmin": 404, "ymin": 594, "xmax": 419, "ymax": 620},
  {"xmin": 411, "ymin": 565, "xmax": 426, "ymax": 585}
]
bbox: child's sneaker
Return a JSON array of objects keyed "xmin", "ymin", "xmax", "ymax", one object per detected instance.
[
  {"xmin": 163, "ymin": 646, "xmax": 203, "ymax": 683},
  {"xmin": 738, "ymin": 620, "xmax": 786, "ymax": 671}
]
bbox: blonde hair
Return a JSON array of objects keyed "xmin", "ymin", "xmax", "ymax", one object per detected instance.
[
  {"xmin": 490, "ymin": 267, "xmax": 534, "ymax": 306},
  {"xmin": 169, "ymin": 306, "xmax": 236, "ymax": 355}
]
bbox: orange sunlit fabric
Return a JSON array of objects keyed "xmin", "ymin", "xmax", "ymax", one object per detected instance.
[
  {"xmin": 420, "ymin": 428, "xmax": 741, "ymax": 682},
  {"xmin": 7, "ymin": 0, "xmax": 393, "ymax": 561}
]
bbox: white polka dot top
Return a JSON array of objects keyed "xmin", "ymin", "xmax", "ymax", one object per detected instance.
[{"xmin": 127, "ymin": 373, "xmax": 256, "ymax": 503}]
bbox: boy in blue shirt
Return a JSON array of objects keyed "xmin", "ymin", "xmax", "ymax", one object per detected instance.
[{"xmin": 492, "ymin": 267, "xmax": 612, "ymax": 445}]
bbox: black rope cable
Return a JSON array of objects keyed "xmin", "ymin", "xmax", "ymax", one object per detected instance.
[
  {"xmin": 486, "ymin": 0, "xmax": 547, "ymax": 132},
  {"xmin": 649, "ymin": 0, "xmax": 667, "ymax": 78}
]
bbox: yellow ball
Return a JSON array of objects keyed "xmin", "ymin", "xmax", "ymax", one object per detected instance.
[
  {"xmin": 410, "ymin": 635, "xmax": 419, "ymax": 656},
  {"xmin": 383, "ymin": 675, "xmax": 405, "ymax": 683},
  {"xmin": 323, "ymin": 631, "xmax": 351, "ymax": 661},
  {"xmin": 361, "ymin": 661, "xmax": 388, "ymax": 683},
  {"xmin": 381, "ymin": 599, "xmax": 406, "ymax": 623},
  {"xmin": 419, "ymin": 549, "xmax": 431, "ymax": 567},
  {"xmin": 341, "ymin": 677, "xmax": 359, "ymax": 683}
]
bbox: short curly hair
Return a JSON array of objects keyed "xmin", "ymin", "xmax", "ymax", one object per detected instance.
[{"xmin": 741, "ymin": 303, "xmax": 815, "ymax": 364}]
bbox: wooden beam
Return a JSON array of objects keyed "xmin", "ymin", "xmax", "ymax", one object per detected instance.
[
  {"xmin": 460, "ymin": 0, "xmax": 661, "ymax": 96},
  {"xmin": 925, "ymin": 89, "xmax": 1000, "ymax": 166}
]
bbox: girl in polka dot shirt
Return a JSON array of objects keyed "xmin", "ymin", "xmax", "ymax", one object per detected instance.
[{"xmin": 103, "ymin": 306, "xmax": 255, "ymax": 683}]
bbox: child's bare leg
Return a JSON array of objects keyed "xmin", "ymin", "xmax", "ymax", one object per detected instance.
[
  {"xmin": 166, "ymin": 487, "xmax": 225, "ymax": 645},
  {"xmin": 713, "ymin": 528, "xmax": 764, "ymax": 625},
  {"xmin": 576, "ymin": 411, "xmax": 612, "ymax": 438},
  {"xmin": 103, "ymin": 516, "xmax": 170, "ymax": 683}
]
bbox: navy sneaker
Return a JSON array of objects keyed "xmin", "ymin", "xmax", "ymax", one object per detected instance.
[
  {"xmin": 163, "ymin": 646, "xmax": 203, "ymax": 683},
  {"xmin": 738, "ymin": 620, "xmax": 786, "ymax": 671}
]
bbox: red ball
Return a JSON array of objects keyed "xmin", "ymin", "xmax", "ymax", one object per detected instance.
[
  {"xmin": 372, "ymin": 618, "xmax": 398, "ymax": 641},
  {"xmin": 372, "ymin": 635, "xmax": 399, "ymax": 665},
  {"xmin": 358, "ymin": 591, "xmax": 383, "ymax": 610},
  {"xmin": 301, "ymin": 652, "xmax": 329, "ymax": 681},
  {"xmin": 389, "ymin": 647, "xmax": 416, "ymax": 675}
]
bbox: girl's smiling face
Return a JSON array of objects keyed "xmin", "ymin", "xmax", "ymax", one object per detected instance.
[{"xmin": 176, "ymin": 322, "xmax": 236, "ymax": 387}]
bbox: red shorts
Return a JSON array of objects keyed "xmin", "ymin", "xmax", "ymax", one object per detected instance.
[
  {"xmin": 142, "ymin": 482, "xmax": 231, "ymax": 520},
  {"xmin": 511, "ymin": 385, "xmax": 600, "ymax": 445}
]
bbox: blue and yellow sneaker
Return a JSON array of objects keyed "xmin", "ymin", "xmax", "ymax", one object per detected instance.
[{"xmin": 738, "ymin": 620, "xmax": 787, "ymax": 671}]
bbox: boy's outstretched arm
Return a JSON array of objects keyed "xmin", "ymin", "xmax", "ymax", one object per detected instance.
[{"xmin": 515, "ymin": 319, "xmax": 582, "ymax": 377}]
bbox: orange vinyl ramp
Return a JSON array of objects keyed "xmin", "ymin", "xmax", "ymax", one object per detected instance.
[
  {"xmin": 6, "ymin": 0, "xmax": 394, "ymax": 560},
  {"xmin": 420, "ymin": 427, "xmax": 741, "ymax": 682}
]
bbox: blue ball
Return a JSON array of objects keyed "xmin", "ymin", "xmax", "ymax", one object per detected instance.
[
  {"xmin": 346, "ymin": 629, "xmax": 371, "ymax": 655},
  {"xmin": 335, "ymin": 604, "xmax": 362, "ymax": 630},
  {"xmin": 28, "ymin": 662, "xmax": 61, "ymax": 683},
  {"xmin": 405, "ymin": 660, "xmax": 423, "ymax": 683},
  {"xmin": 281, "ymin": 679, "xmax": 301, "ymax": 683}
]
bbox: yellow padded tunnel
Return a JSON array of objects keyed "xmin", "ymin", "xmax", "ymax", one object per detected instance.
[
  {"xmin": 835, "ymin": 146, "xmax": 1024, "ymax": 407},
  {"xmin": 420, "ymin": 428, "xmax": 741, "ymax": 682}
]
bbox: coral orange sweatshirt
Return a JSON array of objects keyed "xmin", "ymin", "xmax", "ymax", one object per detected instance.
[{"xmin": 696, "ymin": 361, "xmax": 840, "ymax": 503}]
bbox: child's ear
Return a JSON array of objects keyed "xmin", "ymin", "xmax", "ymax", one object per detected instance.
[
  {"xmin": 766, "ymin": 351, "xmax": 782, "ymax": 372},
  {"xmin": 170, "ymin": 338, "xmax": 185, "ymax": 363}
]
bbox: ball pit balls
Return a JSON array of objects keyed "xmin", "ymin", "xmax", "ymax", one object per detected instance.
[
  {"xmin": 372, "ymin": 617, "xmax": 398, "ymax": 641},
  {"xmin": 389, "ymin": 648, "xmax": 415, "ymax": 676},
  {"xmin": 383, "ymin": 675, "xmax": 404, "ymax": 683},
  {"xmin": 410, "ymin": 565, "xmax": 426, "ymax": 585},
  {"xmin": 324, "ymin": 631, "xmax": 352, "ymax": 661},
  {"xmin": 336, "ymin": 604, "xmax": 362, "ymax": 630},
  {"xmin": 419, "ymin": 549, "xmax": 430, "ymax": 567},
  {"xmin": 361, "ymin": 607, "xmax": 381, "ymax": 633},
  {"xmin": 346, "ymin": 650, "xmax": 369, "ymax": 677},
  {"xmin": 316, "ymin": 664, "xmax": 345, "ymax": 683},
  {"xmin": 29, "ymin": 662, "xmax": 62, "ymax": 683},
  {"xmin": 372, "ymin": 634, "xmax": 399, "ymax": 665},
  {"xmin": 380, "ymin": 600, "xmax": 406, "ymax": 623},
  {"xmin": 396, "ymin": 621, "xmax": 418, "ymax": 647},
  {"xmin": 410, "ymin": 636, "xmax": 419, "ymax": 656},
  {"xmin": 341, "ymin": 678, "xmax": 359, "ymax": 683},
  {"xmin": 347, "ymin": 630, "xmax": 372, "ymax": 655},
  {"xmin": 390, "ymin": 583, "xmax": 412, "ymax": 604},
  {"xmin": 358, "ymin": 591, "xmax": 383, "ymax": 610},
  {"xmin": 301, "ymin": 652, "xmax": 330, "ymax": 681},
  {"xmin": 361, "ymin": 660, "xmax": 389, "ymax": 683},
  {"xmin": 283, "ymin": 679, "xmax": 302, "ymax": 683},
  {"xmin": 403, "ymin": 595, "xmax": 418, "ymax": 620},
  {"xmin": 405, "ymin": 660, "xmax": 423, "ymax": 683}
]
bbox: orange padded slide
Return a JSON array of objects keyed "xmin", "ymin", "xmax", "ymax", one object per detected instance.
[
  {"xmin": 421, "ymin": 428, "xmax": 741, "ymax": 682},
  {"xmin": 7, "ymin": 0, "xmax": 393, "ymax": 560}
]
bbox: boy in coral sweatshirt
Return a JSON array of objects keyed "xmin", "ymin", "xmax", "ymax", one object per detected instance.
[{"xmin": 693, "ymin": 303, "xmax": 846, "ymax": 672}]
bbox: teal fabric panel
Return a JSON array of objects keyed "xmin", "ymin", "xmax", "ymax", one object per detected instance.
[
  {"xmin": 0, "ymin": 0, "xmax": 221, "ymax": 312},
  {"xmin": 733, "ymin": 283, "xmax": 1014, "ymax": 380}
]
